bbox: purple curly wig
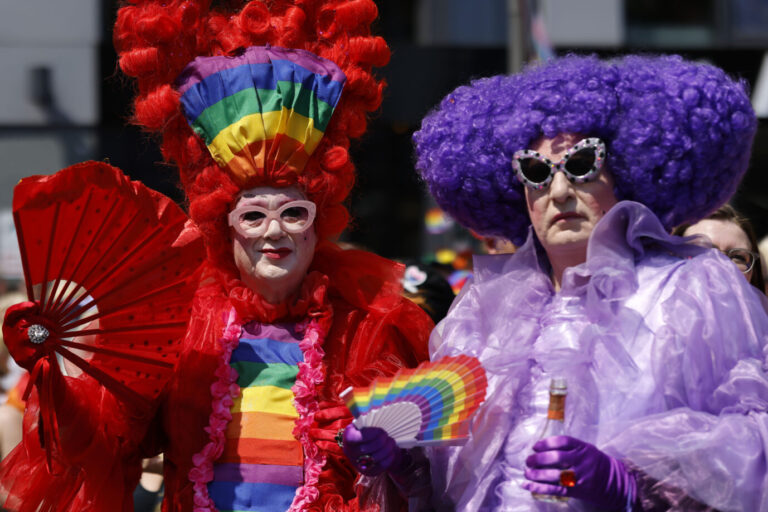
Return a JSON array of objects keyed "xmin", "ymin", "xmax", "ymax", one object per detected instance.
[{"xmin": 413, "ymin": 55, "xmax": 757, "ymax": 245}]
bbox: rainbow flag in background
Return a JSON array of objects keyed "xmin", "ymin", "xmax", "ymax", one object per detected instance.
[{"xmin": 177, "ymin": 45, "xmax": 346, "ymax": 185}]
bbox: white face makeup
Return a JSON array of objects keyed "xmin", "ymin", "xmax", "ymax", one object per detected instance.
[
  {"xmin": 230, "ymin": 186, "xmax": 317, "ymax": 303},
  {"xmin": 524, "ymin": 133, "xmax": 618, "ymax": 267}
]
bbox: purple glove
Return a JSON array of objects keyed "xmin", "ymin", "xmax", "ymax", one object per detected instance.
[
  {"xmin": 522, "ymin": 435, "xmax": 639, "ymax": 511},
  {"xmin": 342, "ymin": 424, "xmax": 404, "ymax": 476}
]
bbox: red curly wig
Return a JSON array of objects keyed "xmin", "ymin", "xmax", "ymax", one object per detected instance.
[{"xmin": 113, "ymin": 0, "xmax": 389, "ymax": 277}]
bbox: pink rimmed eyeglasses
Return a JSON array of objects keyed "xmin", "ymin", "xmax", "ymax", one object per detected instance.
[{"xmin": 228, "ymin": 200, "xmax": 317, "ymax": 238}]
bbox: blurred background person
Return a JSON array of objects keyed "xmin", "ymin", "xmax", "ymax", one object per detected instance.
[
  {"xmin": 0, "ymin": 290, "xmax": 26, "ymax": 460},
  {"xmin": 400, "ymin": 259, "xmax": 456, "ymax": 324},
  {"xmin": 674, "ymin": 204, "xmax": 765, "ymax": 293},
  {"xmin": 760, "ymin": 235, "xmax": 768, "ymax": 295},
  {"xmin": 133, "ymin": 454, "xmax": 163, "ymax": 512}
]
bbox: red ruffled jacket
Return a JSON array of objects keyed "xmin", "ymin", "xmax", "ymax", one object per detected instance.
[{"xmin": 0, "ymin": 244, "xmax": 432, "ymax": 512}]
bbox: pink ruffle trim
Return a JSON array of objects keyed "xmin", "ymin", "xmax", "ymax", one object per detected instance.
[
  {"xmin": 288, "ymin": 319, "xmax": 327, "ymax": 511},
  {"xmin": 188, "ymin": 308, "xmax": 242, "ymax": 512}
]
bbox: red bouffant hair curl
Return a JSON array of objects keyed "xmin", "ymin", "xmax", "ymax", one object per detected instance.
[{"xmin": 114, "ymin": 0, "xmax": 389, "ymax": 273}]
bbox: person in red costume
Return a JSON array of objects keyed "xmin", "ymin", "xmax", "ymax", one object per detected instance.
[{"xmin": 0, "ymin": 1, "xmax": 432, "ymax": 511}]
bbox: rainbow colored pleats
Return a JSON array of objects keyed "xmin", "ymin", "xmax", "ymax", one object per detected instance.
[
  {"xmin": 341, "ymin": 355, "xmax": 487, "ymax": 447},
  {"xmin": 177, "ymin": 45, "xmax": 346, "ymax": 185}
]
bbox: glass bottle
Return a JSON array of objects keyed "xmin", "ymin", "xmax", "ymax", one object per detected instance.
[{"xmin": 531, "ymin": 377, "xmax": 573, "ymax": 503}]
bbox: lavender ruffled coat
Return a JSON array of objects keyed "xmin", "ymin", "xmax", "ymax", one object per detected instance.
[{"xmin": 428, "ymin": 201, "xmax": 768, "ymax": 511}]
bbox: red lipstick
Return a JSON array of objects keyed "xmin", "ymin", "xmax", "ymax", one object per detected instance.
[{"xmin": 260, "ymin": 248, "xmax": 292, "ymax": 260}]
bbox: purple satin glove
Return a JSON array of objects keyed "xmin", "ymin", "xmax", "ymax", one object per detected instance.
[
  {"xmin": 342, "ymin": 424, "xmax": 404, "ymax": 476},
  {"xmin": 522, "ymin": 435, "xmax": 639, "ymax": 511}
]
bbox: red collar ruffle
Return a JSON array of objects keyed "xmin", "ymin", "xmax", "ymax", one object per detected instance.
[{"xmin": 226, "ymin": 270, "xmax": 331, "ymax": 326}]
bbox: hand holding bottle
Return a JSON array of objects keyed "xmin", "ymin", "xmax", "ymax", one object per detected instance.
[{"xmin": 523, "ymin": 435, "xmax": 639, "ymax": 511}]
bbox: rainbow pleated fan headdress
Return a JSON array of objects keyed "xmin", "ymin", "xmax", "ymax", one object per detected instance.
[
  {"xmin": 341, "ymin": 355, "xmax": 487, "ymax": 448},
  {"xmin": 176, "ymin": 45, "xmax": 346, "ymax": 185}
]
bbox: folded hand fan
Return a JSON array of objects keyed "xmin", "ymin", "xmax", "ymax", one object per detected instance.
[
  {"xmin": 12, "ymin": 161, "xmax": 205, "ymax": 414},
  {"xmin": 341, "ymin": 355, "xmax": 487, "ymax": 448}
]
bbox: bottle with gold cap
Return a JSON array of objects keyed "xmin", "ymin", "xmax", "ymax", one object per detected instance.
[{"xmin": 531, "ymin": 377, "xmax": 573, "ymax": 503}]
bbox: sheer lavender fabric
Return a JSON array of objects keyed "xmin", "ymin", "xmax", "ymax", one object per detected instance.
[{"xmin": 428, "ymin": 201, "xmax": 768, "ymax": 511}]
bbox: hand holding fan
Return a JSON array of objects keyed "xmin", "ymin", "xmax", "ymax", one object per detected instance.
[
  {"xmin": 341, "ymin": 355, "xmax": 486, "ymax": 448},
  {"xmin": 8, "ymin": 161, "xmax": 204, "ymax": 466}
]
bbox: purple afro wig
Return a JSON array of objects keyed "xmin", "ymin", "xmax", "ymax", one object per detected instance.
[{"xmin": 413, "ymin": 54, "xmax": 757, "ymax": 245}]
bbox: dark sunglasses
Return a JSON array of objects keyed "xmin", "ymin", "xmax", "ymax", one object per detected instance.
[{"xmin": 512, "ymin": 137, "xmax": 606, "ymax": 190}]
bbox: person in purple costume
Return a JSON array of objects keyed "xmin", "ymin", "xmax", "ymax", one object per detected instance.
[{"xmin": 407, "ymin": 54, "xmax": 768, "ymax": 511}]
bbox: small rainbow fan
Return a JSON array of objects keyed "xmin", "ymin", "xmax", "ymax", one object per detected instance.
[
  {"xmin": 176, "ymin": 45, "xmax": 346, "ymax": 185},
  {"xmin": 341, "ymin": 355, "xmax": 487, "ymax": 448}
]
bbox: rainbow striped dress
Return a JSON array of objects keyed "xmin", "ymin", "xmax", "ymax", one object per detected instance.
[{"xmin": 207, "ymin": 322, "xmax": 304, "ymax": 512}]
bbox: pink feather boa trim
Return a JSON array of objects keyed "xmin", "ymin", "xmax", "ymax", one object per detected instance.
[
  {"xmin": 187, "ymin": 308, "xmax": 328, "ymax": 511},
  {"xmin": 288, "ymin": 318, "xmax": 326, "ymax": 510}
]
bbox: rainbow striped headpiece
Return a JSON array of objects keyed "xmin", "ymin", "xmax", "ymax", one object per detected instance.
[{"xmin": 176, "ymin": 46, "xmax": 346, "ymax": 185}]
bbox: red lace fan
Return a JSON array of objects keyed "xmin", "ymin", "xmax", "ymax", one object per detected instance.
[{"xmin": 13, "ymin": 161, "xmax": 204, "ymax": 412}]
